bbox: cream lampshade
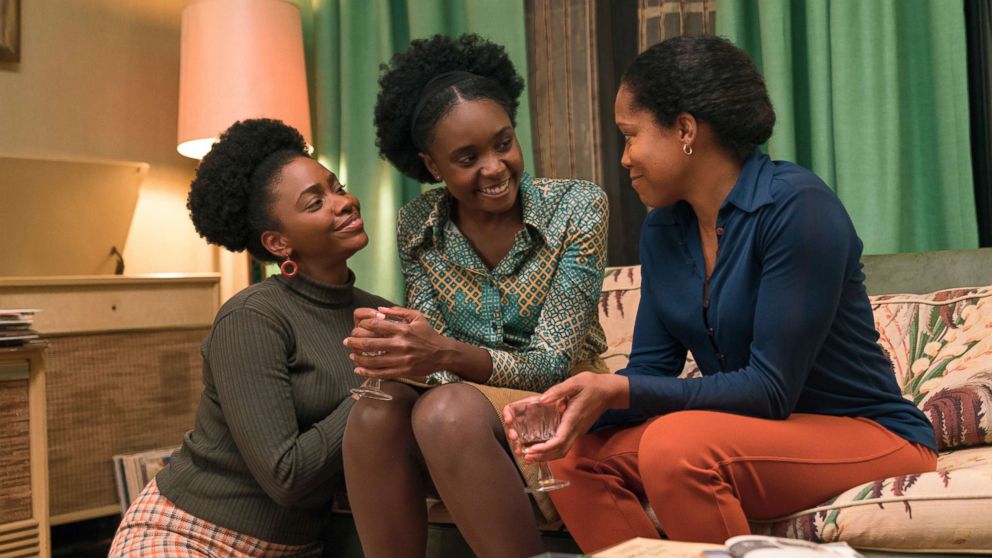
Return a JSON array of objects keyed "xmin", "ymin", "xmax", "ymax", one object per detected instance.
[{"xmin": 177, "ymin": 0, "xmax": 312, "ymax": 159}]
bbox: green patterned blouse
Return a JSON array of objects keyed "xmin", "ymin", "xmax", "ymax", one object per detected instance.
[{"xmin": 396, "ymin": 172, "xmax": 609, "ymax": 392}]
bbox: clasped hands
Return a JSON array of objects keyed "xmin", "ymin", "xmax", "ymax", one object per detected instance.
[
  {"xmin": 345, "ymin": 310, "xmax": 633, "ymax": 463},
  {"xmin": 343, "ymin": 306, "xmax": 445, "ymax": 380},
  {"xmin": 503, "ymin": 372, "xmax": 630, "ymax": 463}
]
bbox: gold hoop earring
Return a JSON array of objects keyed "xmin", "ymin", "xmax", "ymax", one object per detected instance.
[{"xmin": 683, "ymin": 143, "xmax": 693, "ymax": 156}]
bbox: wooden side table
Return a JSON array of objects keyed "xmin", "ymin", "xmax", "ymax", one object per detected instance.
[{"xmin": 0, "ymin": 342, "xmax": 49, "ymax": 558}]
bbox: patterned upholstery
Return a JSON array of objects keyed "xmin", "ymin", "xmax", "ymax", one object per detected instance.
[
  {"xmin": 599, "ymin": 266, "xmax": 700, "ymax": 378},
  {"xmin": 598, "ymin": 265, "xmax": 992, "ymax": 553},
  {"xmin": 749, "ymin": 446, "xmax": 992, "ymax": 552},
  {"xmin": 870, "ymin": 288, "xmax": 992, "ymax": 450}
]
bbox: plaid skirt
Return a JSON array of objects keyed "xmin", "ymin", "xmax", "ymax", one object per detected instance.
[{"xmin": 109, "ymin": 479, "xmax": 322, "ymax": 558}]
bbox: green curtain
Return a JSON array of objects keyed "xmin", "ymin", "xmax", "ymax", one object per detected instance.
[
  {"xmin": 293, "ymin": 1, "xmax": 533, "ymax": 302},
  {"xmin": 717, "ymin": 0, "xmax": 978, "ymax": 254}
]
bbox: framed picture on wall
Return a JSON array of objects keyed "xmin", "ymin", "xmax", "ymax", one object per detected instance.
[{"xmin": 0, "ymin": 0, "xmax": 19, "ymax": 63}]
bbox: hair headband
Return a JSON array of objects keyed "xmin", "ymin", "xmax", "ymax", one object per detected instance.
[{"xmin": 409, "ymin": 70, "xmax": 479, "ymax": 145}]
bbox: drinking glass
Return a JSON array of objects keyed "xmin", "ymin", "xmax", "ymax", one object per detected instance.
[
  {"xmin": 350, "ymin": 315, "xmax": 405, "ymax": 401},
  {"xmin": 510, "ymin": 401, "xmax": 570, "ymax": 492},
  {"xmin": 350, "ymin": 356, "xmax": 392, "ymax": 401}
]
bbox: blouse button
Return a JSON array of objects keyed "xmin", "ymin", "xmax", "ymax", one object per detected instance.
[
  {"xmin": 716, "ymin": 226, "xmax": 725, "ymax": 236},
  {"xmin": 707, "ymin": 327, "xmax": 715, "ymax": 337}
]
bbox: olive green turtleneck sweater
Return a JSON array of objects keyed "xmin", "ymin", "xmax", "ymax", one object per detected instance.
[{"xmin": 155, "ymin": 271, "xmax": 391, "ymax": 545}]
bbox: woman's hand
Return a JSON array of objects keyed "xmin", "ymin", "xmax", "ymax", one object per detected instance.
[
  {"xmin": 348, "ymin": 307, "xmax": 380, "ymax": 345},
  {"xmin": 352, "ymin": 307, "xmax": 378, "ymax": 329},
  {"xmin": 344, "ymin": 306, "xmax": 448, "ymax": 379},
  {"xmin": 504, "ymin": 372, "xmax": 629, "ymax": 462}
]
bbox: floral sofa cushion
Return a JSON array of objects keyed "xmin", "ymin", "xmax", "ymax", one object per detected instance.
[
  {"xmin": 599, "ymin": 266, "xmax": 700, "ymax": 377},
  {"xmin": 599, "ymin": 266, "xmax": 641, "ymax": 373},
  {"xmin": 599, "ymin": 266, "xmax": 992, "ymax": 553},
  {"xmin": 870, "ymin": 287, "xmax": 992, "ymax": 450},
  {"xmin": 749, "ymin": 446, "xmax": 992, "ymax": 552}
]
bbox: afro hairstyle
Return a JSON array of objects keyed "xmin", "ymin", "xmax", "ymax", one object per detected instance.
[
  {"xmin": 374, "ymin": 33, "xmax": 525, "ymax": 184},
  {"xmin": 186, "ymin": 118, "xmax": 309, "ymax": 262}
]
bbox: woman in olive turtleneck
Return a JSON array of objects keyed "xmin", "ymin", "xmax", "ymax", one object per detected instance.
[{"xmin": 109, "ymin": 118, "xmax": 389, "ymax": 557}]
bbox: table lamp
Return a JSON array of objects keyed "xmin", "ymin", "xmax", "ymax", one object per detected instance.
[{"xmin": 177, "ymin": 0, "xmax": 311, "ymax": 159}]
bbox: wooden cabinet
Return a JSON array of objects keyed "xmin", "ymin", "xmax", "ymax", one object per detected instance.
[
  {"xmin": 0, "ymin": 275, "xmax": 218, "ymax": 527},
  {"xmin": 45, "ymin": 330, "xmax": 206, "ymax": 522},
  {"xmin": 0, "ymin": 344, "xmax": 49, "ymax": 558}
]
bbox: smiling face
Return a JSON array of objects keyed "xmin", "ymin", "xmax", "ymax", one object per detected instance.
[
  {"xmin": 419, "ymin": 98, "xmax": 525, "ymax": 218},
  {"xmin": 261, "ymin": 157, "xmax": 368, "ymax": 277},
  {"xmin": 615, "ymin": 84, "xmax": 692, "ymax": 208}
]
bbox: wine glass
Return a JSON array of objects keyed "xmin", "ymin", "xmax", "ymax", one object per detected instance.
[
  {"xmin": 350, "ymin": 354, "xmax": 392, "ymax": 401},
  {"xmin": 350, "ymin": 315, "xmax": 406, "ymax": 401},
  {"xmin": 510, "ymin": 401, "xmax": 570, "ymax": 492}
]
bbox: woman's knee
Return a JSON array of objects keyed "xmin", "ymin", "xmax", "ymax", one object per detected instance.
[
  {"xmin": 345, "ymin": 381, "xmax": 419, "ymax": 445},
  {"xmin": 638, "ymin": 412, "xmax": 726, "ymax": 487},
  {"xmin": 637, "ymin": 411, "xmax": 714, "ymax": 475},
  {"xmin": 410, "ymin": 384, "xmax": 500, "ymax": 450}
]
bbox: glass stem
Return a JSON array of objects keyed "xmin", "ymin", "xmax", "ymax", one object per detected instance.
[{"xmin": 537, "ymin": 461, "xmax": 555, "ymax": 486}]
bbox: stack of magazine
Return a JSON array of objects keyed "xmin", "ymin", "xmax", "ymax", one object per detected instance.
[
  {"xmin": 112, "ymin": 446, "xmax": 179, "ymax": 513},
  {"xmin": 0, "ymin": 309, "xmax": 40, "ymax": 347}
]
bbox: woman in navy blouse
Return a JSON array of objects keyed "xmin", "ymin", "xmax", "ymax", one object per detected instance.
[{"xmin": 506, "ymin": 35, "xmax": 937, "ymax": 552}]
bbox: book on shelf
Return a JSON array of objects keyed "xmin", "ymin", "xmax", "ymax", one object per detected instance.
[
  {"xmin": 534, "ymin": 536, "xmax": 864, "ymax": 558},
  {"xmin": 0, "ymin": 309, "xmax": 41, "ymax": 321},
  {"xmin": 0, "ymin": 328, "xmax": 38, "ymax": 337},
  {"xmin": 112, "ymin": 446, "xmax": 178, "ymax": 513},
  {"xmin": 0, "ymin": 309, "xmax": 41, "ymax": 346}
]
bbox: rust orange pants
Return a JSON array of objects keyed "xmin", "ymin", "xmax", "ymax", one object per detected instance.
[{"xmin": 548, "ymin": 411, "xmax": 936, "ymax": 552}]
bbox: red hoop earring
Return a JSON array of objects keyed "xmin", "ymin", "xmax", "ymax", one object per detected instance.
[{"xmin": 280, "ymin": 258, "xmax": 298, "ymax": 278}]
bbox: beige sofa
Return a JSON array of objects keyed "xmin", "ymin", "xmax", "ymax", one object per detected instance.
[
  {"xmin": 598, "ymin": 249, "xmax": 992, "ymax": 555},
  {"xmin": 329, "ymin": 249, "xmax": 992, "ymax": 556}
]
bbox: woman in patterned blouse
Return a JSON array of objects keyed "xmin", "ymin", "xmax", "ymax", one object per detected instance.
[{"xmin": 341, "ymin": 34, "xmax": 609, "ymax": 558}]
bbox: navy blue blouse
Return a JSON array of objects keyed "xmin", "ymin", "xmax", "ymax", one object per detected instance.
[{"xmin": 600, "ymin": 152, "xmax": 936, "ymax": 451}]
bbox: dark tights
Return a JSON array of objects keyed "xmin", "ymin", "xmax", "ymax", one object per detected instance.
[{"xmin": 344, "ymin": 381, "xmax": 545, "ymax": 558}]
